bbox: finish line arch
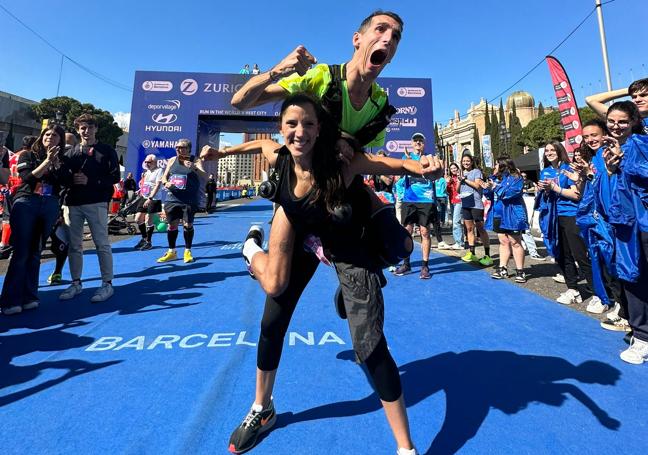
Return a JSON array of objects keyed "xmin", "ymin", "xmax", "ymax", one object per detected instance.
[{"xmin": 126, "ymin": 70, "xmax": 434, "ymax": 179}]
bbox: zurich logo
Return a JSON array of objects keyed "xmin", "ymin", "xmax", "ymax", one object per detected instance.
[{"xmin": 152, "ymin": 113, "xmax": 178, "ymax": 125}]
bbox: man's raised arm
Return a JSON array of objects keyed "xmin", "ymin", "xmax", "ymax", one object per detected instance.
[{"xmin": 231, "ymin": 45, "xmax": 317, "ymax": 111}]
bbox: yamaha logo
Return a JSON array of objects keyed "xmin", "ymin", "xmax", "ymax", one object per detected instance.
[{"xmin": 152, "ymin": 113, "xmax": 178, "ymax": 125}]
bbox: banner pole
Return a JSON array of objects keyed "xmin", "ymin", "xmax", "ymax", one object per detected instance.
[{"xmin": 595, "ymin": 0, "xmax": 613, "ymax": 91}]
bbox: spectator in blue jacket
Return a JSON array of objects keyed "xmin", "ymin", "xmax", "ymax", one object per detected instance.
[{"xmin": 485, "ymin": 156, "xmax": 529, "ymax": 283}]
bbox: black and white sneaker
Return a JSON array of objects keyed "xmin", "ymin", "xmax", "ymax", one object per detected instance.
[
  {"xmin": 514, "ymin": 270, "xmax": 527, "ymax": 283},
  {"xmin": 491, "ymin": 267, "xmax": 508, "ymax": 280},
  {"xmin": 243, "ymin": 225, "xmax": 264, "ymax": 279},
  {"xmin": 228, "ymin": 400, "xmax": 276, "ymax": 454}
]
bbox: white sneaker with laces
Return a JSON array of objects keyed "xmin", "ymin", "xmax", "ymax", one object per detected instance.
[
  {"xmin": 620, "ymin": 337, "xmax": 648, "ymax": 365},
  {"xmin": 586, "ymin": 296, "xmax": 608, "ymax": 314},
  {"xmin": 556, "ymin": 289, "xmax": 582, "ymax": 305},
  {"xmin": 450, "ymin": 243, "xmax": 464, "ymax": 250},
  {"xmin": 552, "ymin": 273, "xmax": 566, "ymax": 283},
  {"xmin": 90, "ymin": 282, "xmax": 114, "ymax": 303},
  {"xmin": 437, "ymin": 241, "xmax": 450, "ymax": 250},
  {"xmin": 606, "ymin": 302, "xmax": 621, "ymax": 321},
  {"xmin": 59, "ymin": 282, "xmax": 83, "ymax": 300}
]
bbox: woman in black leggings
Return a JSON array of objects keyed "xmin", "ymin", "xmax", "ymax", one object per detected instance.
[{"xmin": 216, "ymin": 93, "xmax": 441, "ymax": 455}]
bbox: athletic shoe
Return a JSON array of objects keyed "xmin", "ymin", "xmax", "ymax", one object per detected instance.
[
  {"xmin": 461, "ymin": 252, "xmax": 479, "ymax": 263},
  {"xmin": 334, "ymin": 286, "xmax": 346, "ymax": 319},
  {"xmin": 243, "ymin": 225, "xmax": 265, "ymax": 279},
  {"xmin": 450, "ymin": 243, "xmax": 464, "ymax": 250},
  {"xmin": 139, "ymin": 241, "xmax": 153, "ymax": 251},
  {"xmin": 397, "ymin": 448, "xmax": 419, "ymax": 455},
  {"xmin": 419, "ymin": 265, "xmax": 431, "ymax": 280},
  {"xmin": 228, "ymin": 401, "xmax": 277, "ymax": 454},
  {"xmin": 437, "ymin": 241, "xmax": 450, "ymax": 250},
  {"xmin": 47, "ymin": 273, "xmax": 62, "ymax": 285},
  {"xmin": 600, "ymin": 316, "xmax": 631, "ymax": 332},
  {"xmin": 90, "ymin": 282, "xmax": 114, "ymax": 303},
  {"xmin": 393, "ymin": 264, "xmax": 411, "ymax": 276},
  {"xmin": 478, "ymin": 255, "xmax": 494, "ymax": 266},
  {"xmin": 620, "ymin": 337, "xmax": 648, "ymax": 365},
  {"xmin": 552, "ymin": 273, "xmax": 566, "ymax": 284},
  {"xmin": 514, "ymin": 270, "xmax": 528, "ymax": 283},
  {"xmin": 586, "ymin": 296, "xmax": 609, "ymax": 314},
  {"xmin": 606, "ymin": 302, "xmax": 621, "ymax": 321},
  {"xmin": 529, "ymin": 253, "xmax": 546, "ymax": 261},
  {"xmin": 134, "ymin": 238, "xmax": 147, "ymax": 249},
  {"xmin": 59, "ymin": 282, "xmax": 83, "ymax": 300},
  {"xmin": 184, "ymin": 249, "xmax": 195, "ymax": 263},
  {"xmin": 624, "ymin": 331, "xmax": 633, "ymax": 345},
  {"xmin": 556, "ymin": 289, "xmax": 582, "ymax": 305},
  {"xmin": 491, "ymin": 267, "xmax": 508, "ymax": 280},
  {"xmin": 22, "ymin": 300, "xmax": 40, "ymax": 311},
  {"xmin": 388, "ymin": 265, "xmax": 398, "ymax": 273},
  {"xmin": 1, "ymin": 305, "xmax": 22, "ymax": 316},
  {"xmin": 157, "ymin": 249, "xmax": 178, "ymax": 263}
]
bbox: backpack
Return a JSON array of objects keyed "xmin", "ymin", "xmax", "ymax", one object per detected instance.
[{"xmin": 320, "ymin": 64, "xmax": 396, "ymax": 147}]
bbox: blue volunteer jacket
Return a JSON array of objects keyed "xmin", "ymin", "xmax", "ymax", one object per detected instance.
[{"xmin": 484, "ymin": 173, "xmax": 529, "ymax": 232}]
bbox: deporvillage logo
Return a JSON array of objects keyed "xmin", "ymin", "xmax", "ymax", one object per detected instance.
[
  {"xmin": 85, "ymin": 330, "xmax": 347, "ymax": 352},
  {"xmin": 147, "ymin": 100, "xmax": 181, "ymax": 111}
]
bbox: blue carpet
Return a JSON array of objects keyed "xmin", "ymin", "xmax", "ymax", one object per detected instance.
[{"xmin": 1, "ymin": 199, "xmax": 646, "ymax": 454}]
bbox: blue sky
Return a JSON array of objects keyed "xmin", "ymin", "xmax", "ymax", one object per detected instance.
[{"xmin": 1, "ymin": 0, "xmax": 646, "ymax": 133}]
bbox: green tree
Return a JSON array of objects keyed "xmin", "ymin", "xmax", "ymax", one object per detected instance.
[
  {"xmin": 473, "ymin": 127, "xmax": 481, "ymax": 160},
  {"xmin": 484, "ymin": 100, "xmax": 491, "ymax": 135},
  {"xmin": 490, "ymin": 106, "xmax": 500, "ymax": 158},
  {"xmin": 519, "ymin": 106, "xmax": 597, "ymax": 148},
  {"xmin": 32, "ymin": 96, "xmax": 123, "ymax": 148},
  {"xmin": 508, "ymin": 102, "xmax": 523, "ymax": 157},
  {"xmin": 537, "ymin": 102, "xmax": 545, "ymax": 117}
]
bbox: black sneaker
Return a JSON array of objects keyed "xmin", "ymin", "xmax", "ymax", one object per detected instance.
[
  {"xmin": 491, "ymin": 267, "xmax": 508, "ymax": 280},
  {"xmin": 514, "ymin": 270, "xmax": 527, "ymax": 283},
  {"xmin": 334, "ymin": 286, "xmax": 347, "ymax": 319},
  {"xmin": 393, "ymin": 264, "xmax": 411, "ymax": 276},
  {"xmin": 419, "ymin": 265, "xmax": 431, "ymax": 280},
  {"xmin": 134, "ymin": 238, "xmax": 147, "ymax": 249},
  {"xmin": 243, "ymin": 225, "xmax": 264, "ymax": 280},
  {"xmin": 228, "ymin": 401, "xmax": 277, "ymax": 454},
  {"xmin": 139, "ymin": 241, "xmax": 153, "ymax": 251}
]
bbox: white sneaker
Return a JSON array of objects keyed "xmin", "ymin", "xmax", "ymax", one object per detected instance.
[
  {"xmin": 450, "ymin": 243, "xmax": 463, "ymax": 250},
  {"xmin": 586, "ymin": 296, "xmax": 609, "ymax": 314},
  {"xmin": 2, "ymin": 305, "xmax": 23, "ymax": 315},
  {"xmin": 620, "ymin": 338, "xmax": 648, "ymax": 365},
  {"xmin": 552, "ymin": 273, "xmax": 566, "ymax": 283},
  {"xmin": 606, "ymin": 302, "xmax": 621, "ymax": 321},
  {"xmin": 397, "ymin": 448, "xmax": 418, "ymax": 455},
  {"xmin": 556, "ymin": 289, "xmax": 582, "ymax": 305},
  {"xmin": 437, "ymin": 241, "xmax": 450, "ymax": 250},
  {"xmin": 600, "ymin": 316, "xmax": 631, "ymax": 332},
  {"xmin": 22, "ymin": 300, "xmax": 40, "ymax": 311},
  {"xmin": 90, "ymin": 282, "xmax": 114, "ymax": 303},
  {"xmin": 59, "ymin": 282, "xmax": 83, "ymax": 300}
]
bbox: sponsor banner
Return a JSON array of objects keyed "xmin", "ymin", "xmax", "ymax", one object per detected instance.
[
  {"xmin": 482, "ymin": 134, "xmax": 493, "ymax": 168},
  {"xmin": 546, "ymin": 56, "xmax": 583, "ymax": 157},
  {"xmin": 127, "ymin": 72, "xmax": 434, "ymax": 177}
]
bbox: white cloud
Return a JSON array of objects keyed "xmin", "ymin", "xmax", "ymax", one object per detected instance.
[{"xmin": 113, "ymin": 112, "xmax": 131, "ymax": 131}]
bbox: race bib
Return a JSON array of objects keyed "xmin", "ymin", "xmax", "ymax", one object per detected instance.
[
  {"xmin": 169, "ymin": 174, "xmax": 187, "ymax": 190},
  {"xmin": 35, "ymin": 182, "xmax": 53, "ymax": 196},
  {"xmin": 141, "ymin": 182, "xmax": 153, "ymax": 197}
]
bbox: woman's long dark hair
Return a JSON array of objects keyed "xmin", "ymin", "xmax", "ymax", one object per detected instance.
[
  {"xmin": 607, "ymin": 101, "xmax": 645, "ymax": 135},
  {"xmin": 279, "ymin": 93, "xmax": 345, "ymax": 214},
  {"xmin": 543, "ymin": 141, "xmax": 569, "ymax": 168},
  {"xmin": 495, "ymin": 155, "xmax": 519, "ymax": 177},
  {"xmin": 32, "ymin": 124, "xmax": 66, "ymax": 157}
]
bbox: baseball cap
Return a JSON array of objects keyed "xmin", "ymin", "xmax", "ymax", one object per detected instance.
[{"xmin": 411, "ymin": 133, "xmax": 426, "ymax": 142}]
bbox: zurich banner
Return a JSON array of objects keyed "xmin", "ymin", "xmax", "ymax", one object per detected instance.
[{"xmin": 127, "ymin": 71, "xmax": 434, "ymax": 178}]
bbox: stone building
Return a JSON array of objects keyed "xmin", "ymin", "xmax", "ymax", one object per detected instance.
[
  {"xmin": 438, "ymin": 91, "xmax": 554, "ymax": 162},
  {"xmin": 0, "ymin": 91, "xmax": 41, "ymax": 150}
]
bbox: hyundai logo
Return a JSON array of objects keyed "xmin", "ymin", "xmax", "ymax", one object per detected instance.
[{"xmin": 152, "ymin": 113, "xmax": 178, "ymax": 125}]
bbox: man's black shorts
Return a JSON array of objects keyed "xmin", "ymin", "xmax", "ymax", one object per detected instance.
[
  {"xmin": 461, "ymin": 207, "xmax": 484, "ymax": 222},
  {"xmin": 164, "ymin": 202, "xmax": 197, "ymax": 224},
  {"xmin": 136, "ymin": 198, "xmax": 162, "ymax": 214},
  {"xmin": 493, "ymin": 217, "xmax": 522, "ymax": 235},
  {"xmin": 402, "ymin": 202, "xmax": 437, "ymax": 226}
]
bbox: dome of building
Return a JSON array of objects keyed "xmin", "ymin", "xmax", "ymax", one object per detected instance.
[{"xmin": 506, "ymin": 91, "xmax": 535, "ymax": 110}]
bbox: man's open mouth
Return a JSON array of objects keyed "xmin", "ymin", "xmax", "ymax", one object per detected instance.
[{"xmin": 370, "ymin": 49, "xmax": 387, "ymax": 66}]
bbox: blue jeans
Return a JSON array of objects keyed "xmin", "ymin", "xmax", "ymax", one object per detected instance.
[
  {"xmin": 451, "ymin": 203, "xmax": 464, "ymax": 245},
  {"xmin": 0, "ymin": 195, "xmax": 60, "ymax": 308}
]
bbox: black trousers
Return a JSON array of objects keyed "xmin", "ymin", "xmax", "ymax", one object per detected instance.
[
  {"xmin": 557, "ymin": 216, "xmax": 594, "ymax": 292},
  {"xmin": 257, "ymin": 238, "xmax": 402, "ymax": 401},
  {"xmin": 625, "ymin": 231, "xmax": 648, "ymax": 342}
]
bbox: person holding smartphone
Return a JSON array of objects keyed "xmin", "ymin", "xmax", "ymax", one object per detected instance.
[
  {"xmin": 0, "ymin": 125, "xmax": 68, "ymax": 315},
  {"xmin": 157, "ymin": 138, "xmax": 207, "ymax": 264}
]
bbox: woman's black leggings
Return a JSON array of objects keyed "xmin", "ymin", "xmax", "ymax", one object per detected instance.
[
  {"xmin": 557, "ymin": 216, "xmax": 594, "ymax": 291},
  {"xmin": 257, "ymin": 243, "xmax": 402, "ymax": 402}
]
